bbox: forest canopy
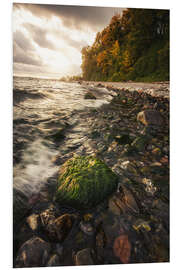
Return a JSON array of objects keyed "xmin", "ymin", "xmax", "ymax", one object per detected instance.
[{"xmin": 81, "ymin": 8, "xmax": 169, "ymax": 82}]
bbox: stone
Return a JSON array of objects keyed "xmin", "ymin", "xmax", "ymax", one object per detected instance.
[
  {"xmin": 137, "ymin": 110, "xmax": 164, "ymax": 126},
  {"xmin": 114, "ymin": 186, "xmax": 139, "ymax": 214},
  {"xmin": 79, "ymin": 221, "xmax": 95, "ymax": 236},
  {"xmin": 13, "ymin": 188, "xmax": 30, "ymax": 227},
  {"xmin": 84, "ymin": 92, "xmax": 96, "ymax": 99},
  {"xmin": 74, "ymin": 248, "xmax": 94, "ymax": 265},
  {"xmin": 45, "ymin": 214, "xmax": 74, "ymax": 242},
  {"xmin": 46, "ymin": 254, "xmax": 61, "ymax": 266},
  {"xmin": 55, "ymin": 155, "xmax": 118, "ymax": 210},
  {"xmin": 113, "ymin": 235, "xmax": 131, "ymax": 264},
  {"xmin": 131, "ymin": 135, "xmax": 148, "ymax": 152},
  {"xmin": 40, "ymin": 204, "xmax": 57, "ymax": 227},
  {"xmin": 132, "ymin": 219, "xmax": 151, "ymax": 232},
  {"xmin": 55, "ymin": 244, "xmax": 64, "ymax": 259},
  {"xmin": 115, "ymin": 134, "xmax": 132, "ymax": 145},
  {"xmin": 26, "ymin": 214, "xmax": 39, "ymax": 231},
  {"xmin": 15, "ymin": 237, "xmax": 51, "ymax": 268},
  {"xmin": 108, "ymin": 196, "xmax": 123, "ymax": 215}
]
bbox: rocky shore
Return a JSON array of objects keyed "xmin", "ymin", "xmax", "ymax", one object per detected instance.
[{"xmin": 13, "ymin": 82, "xmax": 169, "ymax": 267}]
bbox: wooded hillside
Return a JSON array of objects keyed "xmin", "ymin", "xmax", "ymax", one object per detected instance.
[{"xmin": 81, "ymin": 8, "xmax": 169, "ymax": 82}]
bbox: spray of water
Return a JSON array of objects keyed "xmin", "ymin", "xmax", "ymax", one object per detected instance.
[{"xmin": 13, "ymin": 139, "xmax": 59, "ymax": 197}]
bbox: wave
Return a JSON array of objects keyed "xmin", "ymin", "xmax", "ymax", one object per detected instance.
[{"xmin": 13, "ymin": 88, "xmax": 46, "ymax": 105}]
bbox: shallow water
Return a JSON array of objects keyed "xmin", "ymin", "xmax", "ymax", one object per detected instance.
[{"xmin": 13, "ymin": 76, "xmax": 114, "ymax": 197}]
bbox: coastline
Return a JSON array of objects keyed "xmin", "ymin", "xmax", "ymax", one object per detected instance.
[
  {"xmin": 80, "ymin": 81, "xmax": 170, "ymax": 99},
  {"xmin": 14, "ymin": 80, "xmax": 169, "ymax": 267}
]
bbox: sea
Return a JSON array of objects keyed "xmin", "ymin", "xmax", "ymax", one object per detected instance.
[{"xmin": 13, "ymin": 76, "xmax": 113, "ymax": 199}]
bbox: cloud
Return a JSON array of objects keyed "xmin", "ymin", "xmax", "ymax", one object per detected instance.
[
  {"xmin": 14, "ymin": 30, "xmax": 35, "ymax": 51},
  {"xmin": 23, "ymin": 23, "xmax": 58, "ymax": 51},
  {"xmin": 13, "ymin": 62, "xmax": 51, "ymax": 76},
  {"xmin": 53, "ymin": 29, "xmax": 88, "ymax": 51},
  {"xmin": 23, "ymin": 22, "xmax": 88, "ymax": 52},
  {"xmin": 13, "ymin": 3, "xmax": 123, "ymax": 31},
  {"xmin": 13, "ymin": 31, "xmax": 43, "ymax": 66}
]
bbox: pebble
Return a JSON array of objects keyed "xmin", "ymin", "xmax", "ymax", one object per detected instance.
[
  {"xmin": 26, "ymin": 214, "xmax": 39, "ymax": 231},
  {"xmin": 79, "ymin": 221, "xmax": 95, "ymax": 236},
  {"xmin": 74, "ymin": 248, "xmax": 94, "ymax": 265}
]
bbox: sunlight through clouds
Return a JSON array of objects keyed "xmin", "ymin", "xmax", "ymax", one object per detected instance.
[{"xmin": 13, "ymin": 3, "xmax": 118, "ymax": 78}]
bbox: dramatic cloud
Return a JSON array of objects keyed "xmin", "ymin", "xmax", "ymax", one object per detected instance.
[
  {"xmin": 13, "ymin": 3, "xmax": 122, "ymax": 31},
  {"xmin": 13, "ymin": 3, "xmax": 124, "ymax": 77},
  {"xmin": 14, "ymin": 30, "xmax": 35, "ymax": 52},
  {"xmin": 13, "ymin": 31, "xmax": 43, "ymax": 66},
  {"xmin": 23, "ymin": 23, "xmax": 58, "ymax": 51},
  {"xmin": 53, "ymin": 29, "xmax": 88, "ymax": 51}
]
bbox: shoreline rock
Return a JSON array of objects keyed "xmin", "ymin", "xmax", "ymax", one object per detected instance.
[
  {"xmin": 55, "ymin": 155, "xmax": 118, "ymax": 210},
  {"xmin": 14, "ymin": 82, "xmax": 169, "ymax": 266}
]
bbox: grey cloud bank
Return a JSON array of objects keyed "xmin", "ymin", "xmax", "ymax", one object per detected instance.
[
  {"xmin": 13, "ymin": 3, "xmax": 123, "ymax": 77},
  {"xmin": 14, "ymin": 3, "xmax": 121, "ymax": 31}
]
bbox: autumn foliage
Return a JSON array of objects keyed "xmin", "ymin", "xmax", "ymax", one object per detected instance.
[{"xmin": 81, "ymin": 8, "xmax": 169, "ymax": 82}]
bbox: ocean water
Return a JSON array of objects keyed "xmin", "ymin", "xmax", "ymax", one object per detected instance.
[{"xmin": 13, "ymin": 76, "xmax": 113, "ymax": 198}]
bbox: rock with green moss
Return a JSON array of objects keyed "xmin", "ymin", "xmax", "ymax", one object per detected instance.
[{"xmin": 55, "ymin": 155, "xmax": 118, "ymax": 210}]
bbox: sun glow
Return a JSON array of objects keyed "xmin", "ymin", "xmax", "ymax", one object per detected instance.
[{"xmin": 13, "ymin": 4, "xmax": 103, "ymax": 78}]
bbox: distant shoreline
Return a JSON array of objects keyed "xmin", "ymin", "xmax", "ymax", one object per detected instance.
[{"xmin": 81, "ymin": 81, "xmax": 170, "ymax": 99}]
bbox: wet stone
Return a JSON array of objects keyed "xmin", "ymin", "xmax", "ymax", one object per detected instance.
[
  {"xmin": 26, "ymin": 214, "xmax": 39, "ymax": 231},
  {"xmin": 40, "ymin": 204, "xmax": 57, "ymax": 227},
  {"xmin": 15, "ymin": 236, "xmax": 51, "ymax": 268},
  {"xmin": 45, "ymin": 213, "xmax": 75, "ymax": 242},
  {"xmin": 74, "ymin": 248, "xmax": 94, "ymax": 265},
  {"xmin": 137, "ymin": 110, "xmax": 164, "ymax": 126},
  {"xmin": 46, "ymin": 254, "xmax": 61, "ymax": 267},
  {"xmin": 115, "ymin": 185, "xmax": 140, "ymax": 214},
  {"xmin": 79, "ymin": 221, "xmax": 95, "ymax": 236},
  {"xmin": 113, "ymin": 234, "xmax": 131, "ymax": 264}
]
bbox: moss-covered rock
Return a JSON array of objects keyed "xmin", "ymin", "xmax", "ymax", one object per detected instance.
[{"xmin": 55, "ymin": 155, "xmax": 118, "ymax": 210}]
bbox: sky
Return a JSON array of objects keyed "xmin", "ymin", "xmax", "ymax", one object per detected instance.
[{"xmin": 13, "ymin": 3, "xmax": 123, "ymax": 78}]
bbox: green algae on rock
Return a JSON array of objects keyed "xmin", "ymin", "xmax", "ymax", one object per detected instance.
[{"xmin": 55, "ymin": 155, "xmax": 118, "ymax": 210}]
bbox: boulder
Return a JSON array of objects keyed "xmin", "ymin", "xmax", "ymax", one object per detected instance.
[
  {"xmin": 55, "ymin": 155, "xmax": 118, "ymax": 210},
  {"xmin": 137, "ymin": 110, "xmax": 164, "ymax": 126},
  {"xmin": 15, "ymin": 236, "xmax": 51, "ymax": 268}
]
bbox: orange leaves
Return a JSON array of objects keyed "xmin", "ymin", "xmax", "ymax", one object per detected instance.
[
  {"xmin": 113, "ymin": 234, "xmax": 131, "ymax": 264},
  {"xmin": 111, "ymin": 40, "xmax": 120, "ymax": 58},
  {"xmin": 96, "ymin": 50, "xmax": 112, "ymax": 74}
]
